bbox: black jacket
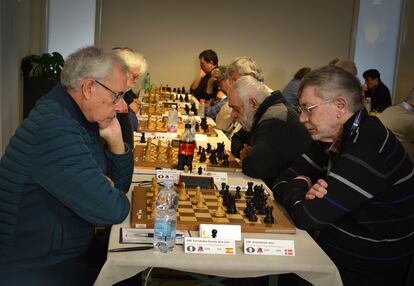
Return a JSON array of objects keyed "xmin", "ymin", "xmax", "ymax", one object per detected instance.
[{"xmin": 231, "ymin": 91, "xmax": 312, "ymax": 186}]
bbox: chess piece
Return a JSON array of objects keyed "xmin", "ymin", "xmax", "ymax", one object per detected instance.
[
  {"xmin": 209, "ymin": 150, "xmax": 218, "ymax": 165},
  {"xmin": 221, "ymin": 154, "xmax": 229, "ymax": 167},
  {"xmin": 197, "ymin": 146, "xmax": 202, "ymax": 155},
  {"xmin": 248, "ymin": 211, "xmax": 258, "ymax": 222},
  {"xmin": 235, "ymin": 186, "xmax": 241, "ymax": 200},
  {"xmin": 246, "ymin": 182, "xmax": 254, "ymax": 196},
  {"xmin": 191, "ymin": 187, "xmax": 201, "ymax": 204},
  {"xmin": 183, "ymin": 165, "xmax": 189, "ymax": 173},
  {"xmin": 206, "ymin": 143, "xmax": 212, "ymax": 153},
  {"xmin": 167, "ymin": 143, "xmax": 173, "ymax": 163},
  {"xmin": 196, "ymin": 189, "xmax": 205, "ymax": 209},
  {"xmin": 178, "ymin": 182, "xmax": 188, "ymax": 201},
  {"xmin": 151, "ymin": 200, "xmax": 157, "ymax": 219},
  {"xmin": 199, "ymin": 148, "xmax": 207, "ymax": 163},
  {"xmin": 215, "ymin": 197, "xmax": 225, "ymax": 217},
  {"xmin": 264, "ymin": 206, "xmax": 275, "ymax": 224},
  {"xmin": 140, "ymin": 132, "xmax": 146, "ymax": 143},
  {"xmin": 197, "ymin": 166, "xmax": 203, "ymax": 175}
]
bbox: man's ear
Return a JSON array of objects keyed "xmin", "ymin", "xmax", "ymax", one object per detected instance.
[
  {"xmin": 249, "ymin": 97, "xmax": 260, "ymax": 112},
  {"xmin": 82, "ymin": 79, "xmax": 94, "ymax": 100},
  {"xmin": 335, "ymin": 97, "xmax": 347, "ymax": 117}
]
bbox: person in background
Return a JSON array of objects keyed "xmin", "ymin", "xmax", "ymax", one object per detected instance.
[
  {"xmin": 228, "ymin": 76, "xmax": 311, "ymax": 187},
  {"xmin": 228, "ymin": 56, "xmax": 272, "ymax": 157},
  {"xmin": 273, "ymin": 65, "xmax": 414, "ymax": 286},
  {"xmin": 334, "ymin": 59, "xmax": 357, "ymax": 76},
  {"xmin": 282, "ymin": 67, "xmax": 311, "ymax": 108},
  {"xmin": 113, "ymin": 47, "xmax": 147, "ymax": 147},
  {"xmin": 0, "ymin": 46, "xmax": 132, "ymax": 286},
  {"xmin": 190, "ymin": 49, "xmax": 219, "ymax": 101},
  {"xmin": 362, "ymin": 69, "xmax": 392, "ymax": 112},
  {"xmin": 205, "ymin": 66, "xmax": 230, "ymax": 119},
  {"xmin": 379, "ymin": 88, "xmax": 414, "ymax": 162}
]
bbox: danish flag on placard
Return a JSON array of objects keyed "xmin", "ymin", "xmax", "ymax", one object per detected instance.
[{"xmin": 284, "ymin": 248, "xmax": 294, "ymax": 256}]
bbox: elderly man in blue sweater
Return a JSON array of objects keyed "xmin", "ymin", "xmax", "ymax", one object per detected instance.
[{"xmin": 0, "ymin": 47, "xmax": 133, "ymax": 285}]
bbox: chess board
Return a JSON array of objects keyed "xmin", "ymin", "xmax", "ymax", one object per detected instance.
[
  {"xmin": 137, "ymin": 119, "xmax": 218, "ymax": 137},
  {"xmin": 134, "ymin": 144, "xmax": 241, "ymax": 172},
  {"xmin": 131, "ymin": 186, "xmax": 296, "ymax": 234}
]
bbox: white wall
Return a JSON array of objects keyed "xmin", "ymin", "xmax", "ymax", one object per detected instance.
[
  {"xmin": 48, "ymin": 0, "xmax": 96, "ymax": 59},
  {"xmin": 98, "ymin": 0, "xmax": 356, "ymax": 91},
  {"xmin": 354, "ymin": 0, "xmax": 403, "ymax": 99}
]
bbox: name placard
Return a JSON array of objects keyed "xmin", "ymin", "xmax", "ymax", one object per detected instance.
[
  {"xmin": 184, "ymin": 237, "xmax": 236, "ymax": 255},
  {"xmin": 199, "ymin": 224, "xmax": 241, "ymax": 241},
  {"xmin": 244, "ymin": 238, "xmax": 295, "ymax": 256}
]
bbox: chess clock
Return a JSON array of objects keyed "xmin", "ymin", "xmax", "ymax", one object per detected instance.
[{"xmin": 179, "ymin": 174, "xmax": 214, "ymax": 189}]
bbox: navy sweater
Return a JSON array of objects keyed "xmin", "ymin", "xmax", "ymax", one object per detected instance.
[{"xmin": 0, "ymin": 85, "xmax": 132, "ymax": 271}]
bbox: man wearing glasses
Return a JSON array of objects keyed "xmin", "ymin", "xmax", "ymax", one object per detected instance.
[
  {"xmin": 0, "ymin": 46, "xmax": 132, "ymax": 285},
  {"xmin": 273, "ymin": 65, "xmax": 414, "ymax": 286}
]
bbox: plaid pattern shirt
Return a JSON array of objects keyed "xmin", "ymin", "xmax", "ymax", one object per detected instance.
[{"xmin": 206, "ymin": 97, "xmax": 228, "ymax": 119}]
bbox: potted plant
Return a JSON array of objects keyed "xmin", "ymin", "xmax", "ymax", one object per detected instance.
[{"xmin": 21, "ymin": 52, "xmax": 64, "ymax": 118}]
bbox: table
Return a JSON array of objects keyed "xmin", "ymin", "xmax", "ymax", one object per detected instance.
[{"xmin": 94, "ymin": 172, "xmax": 343, "ymax": 286}]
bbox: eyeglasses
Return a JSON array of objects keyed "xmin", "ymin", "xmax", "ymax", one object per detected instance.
[
  {"xmin": 298, "ymin": 99, "xmax": 334, "ymax": 114},
  {"xmin": 95, "ymin": 80, "xmax": 125, "ymax": 103}
]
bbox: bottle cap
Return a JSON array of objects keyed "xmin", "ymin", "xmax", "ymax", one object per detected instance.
[
  {"xmin": 171, "ymin": 105, "xmax": 177, "ymax": 109},
  {"xmin": 200, "ymin": 99, "xmax": 205, "ymax": 103},
  {"xmin": 164, "ymin": 181, "xmax": 174, "ymax": 187}
]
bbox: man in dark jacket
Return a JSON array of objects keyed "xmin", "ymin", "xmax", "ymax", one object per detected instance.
[
  {"xmin": 273, "ymin": 66, "xmax": 414, "ymax": 286},
  {"xmin": 190, "ymin": 49, "xmax": 219, "ymax": 101},
  {"xmin": 0, "ymin": 47, "xmax": 132, "ymax": 285},
  {"xmin": 362, "ymin": 69, "xmax": 392, "ymax": 112},
  {"xmin": 229, "ymin": 75, "xmax": 312, "ymax": 187}
]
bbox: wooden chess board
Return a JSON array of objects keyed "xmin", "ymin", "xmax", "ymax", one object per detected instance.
[
  {"xmin": 137, "ymin": 119, "xmax": 217, "ymax": 137},
  {"xmin": 134, "ymin": 144, "xmax": 241, "ymax": 172},
  {"xmin": 131, "ymin": 186, "xmax": 296, "ymax": 234}
]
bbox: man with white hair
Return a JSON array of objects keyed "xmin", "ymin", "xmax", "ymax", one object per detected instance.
[
  {"xmin": 273, "ymin": 65, "xmax": 414, "ymax": 286},
  {"xmin": 228, "ymin": 76, "xmax": 311, "ymax": 187}
]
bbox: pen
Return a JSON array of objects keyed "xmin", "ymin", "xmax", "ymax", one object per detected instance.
[
  {"xmin": 133, "ymin": 233, "xmax": 183, "ymax": 237},
  {"xmin": 108, "ymin": 246, "xmax": 153, "ymax": 252}
]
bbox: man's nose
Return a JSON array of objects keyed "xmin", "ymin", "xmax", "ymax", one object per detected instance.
[
  {"xmin": 299, "ymin": 110, "xmax": 308, "ymax": 123},
  {"xmin": 115, "ymin": 98, "xmax": 128, "ymax": 113}
]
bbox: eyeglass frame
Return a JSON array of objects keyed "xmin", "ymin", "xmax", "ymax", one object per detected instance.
[
  {"xmin": 95, "ymin": 80, "xmax": 125, "ymax": 103},
  {"xmin": 297, "ymin": 99, "xmax": 335, "ymax": 114}
]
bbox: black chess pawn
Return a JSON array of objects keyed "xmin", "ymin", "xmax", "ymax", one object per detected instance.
[
  {"xmin": 246, "ymin": 182, "xmax": 254, "ymax": 196},
  {"xmin": 197, "ymin": 146, "xmax": 202, "ymax": 155},
  {"xmin": 226, "ymin": 198, "xmax": 237, "ymax": 214},
  {"xmin": 206, "ymin": 143, "xmax": 212, "ymax": 153},
  {"xmin": 184, "ymin": 104, "xmax": 190, "ymax": 115},
  {"xmin": 264, "ymin": 206, "xmax": 275, "ymax": 224},
  {"xmin": 220, "ymin": 182, "xmax": 226, "ymax": 195},
  {"xmin": 197, "ymin": 166, "xmax": 203, "ymax": 175},
  {"xmin": 140, "ymin": 132, "xmax": 146, "ymax": 143},
  {"xmin": 199, "ymin": 148, "xmax": 207, "ymax": 162},
  {"xmin": 211, "ymin": 229, "xmax": 218, "ymax": 238},
  {"xmin": 195, "ymin": 121, "xmax": 200, "ymax": 132},
  {"xmin": 201, "ymin": 117, "xmax": 209, "ymax": 132},
  {"xmin": 221, "ymin": 154, "xmax": 229, "ymax": 167},
  {"xmin": 184, "ymin": 92, "xmax": 189, "ymax": 102},
  {"xmin": 235, "ymin": 186, "xmax": 241, "ymax": 200},
  {"xmin": 248, "ymin": 212, "xmax": 258, "ymax": 222}
]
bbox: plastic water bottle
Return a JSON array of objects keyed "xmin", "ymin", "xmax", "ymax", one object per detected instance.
[
  {"xmin": 154, "ymin": 181, "xmax": 178, "ymax": 253},
  {"xmin": 187, "ymin": 111, "xmax": 196, "ymax": 137},
  {"xmin": 199, "ymin": 98, "xmax": 206, "ymax": 118},
  {"xmin": 144, "ymin": 73, "xmax": 151, "ymax": 94},
  {"xmin": 167, "ymin": 105, "xmax": 178, "ymax": 132}
]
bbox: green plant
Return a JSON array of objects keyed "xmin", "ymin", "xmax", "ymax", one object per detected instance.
[{"xmin": 21, "ymin": 52, "xmax": 64, "ymax": 80}]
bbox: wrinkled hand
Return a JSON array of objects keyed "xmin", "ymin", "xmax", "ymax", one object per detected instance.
[
  {"xmin": 240, "ymin": 144, "xmax": 252, "ymax": 160},
  {"xmin": 99, "ymin": 117, "xmax": 125, "ymax": 154},
  {"xmin": 305, "ymin": 179, "xmax": 328, "ymax": 200}
]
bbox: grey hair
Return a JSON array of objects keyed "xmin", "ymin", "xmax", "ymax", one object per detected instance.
[
  {"xmin": 113, "ymin": 48, "xmax": 147, "ymax": 75},
  {"xmin": 229, "ymin": 75, "xmax": 270, "ymax": 108},
  {"xmin": 61, "ymin": 46, "xmax": 128, "ymax": 90},
  {"xmin": 228, "ymin": 57, "xmax": 264, "ymax": 82},
  {"xmin": 299, "ymin": 65, "xmax": 364, "ymax": 113}
]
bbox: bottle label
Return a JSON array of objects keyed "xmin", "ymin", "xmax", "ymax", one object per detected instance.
[
  {"xmin": 178, "ymin": 142, "xmax": 195, "ymax": 155},
  {"xmin": 155, "ymin": 221, "xmax": 176, "ymax": 239}
]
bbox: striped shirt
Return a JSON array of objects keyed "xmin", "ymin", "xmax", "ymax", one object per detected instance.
[{"xmin": 273, "ymin": 109, "xmax": 414, "ymax": 269}]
